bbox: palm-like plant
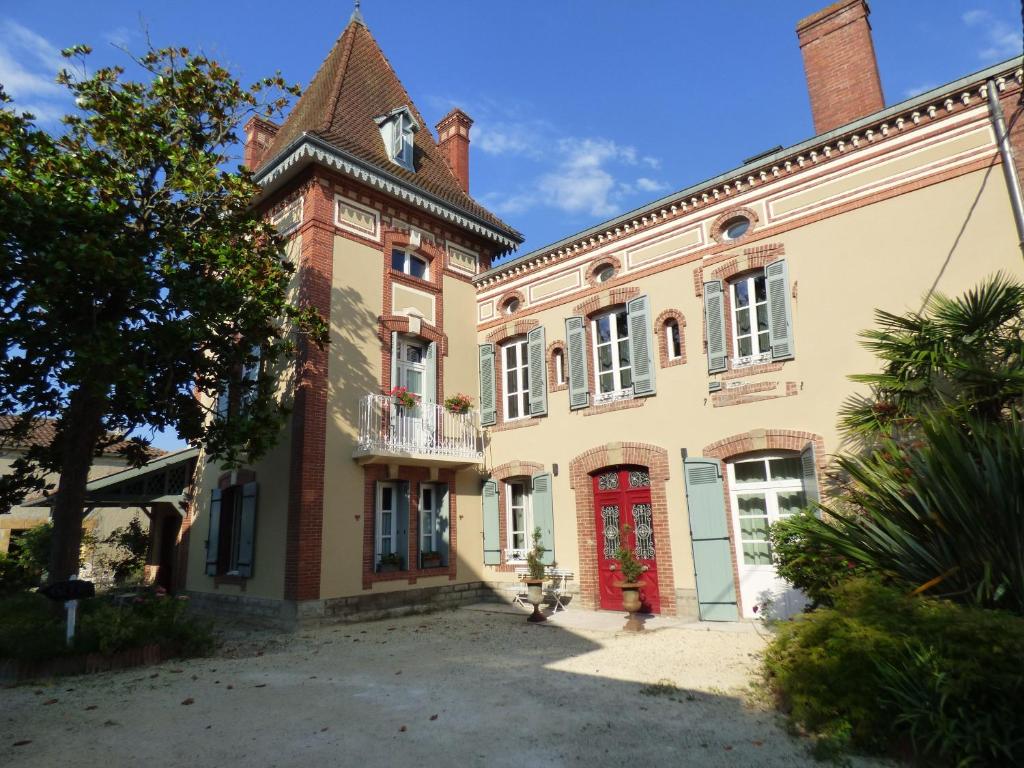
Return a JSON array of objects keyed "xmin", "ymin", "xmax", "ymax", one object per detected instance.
[{"xmin": 839, "ymin": 273, "xmax": 1024, "ymax": 446}]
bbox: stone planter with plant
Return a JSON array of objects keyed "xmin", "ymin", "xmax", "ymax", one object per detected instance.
[
  {"xmin": 614, "ymin": 526, "xmax": 646, "ymax": 631},
  {"xmin": 523, "ymin": 527, "xmax": 548, "ymax": 623}
]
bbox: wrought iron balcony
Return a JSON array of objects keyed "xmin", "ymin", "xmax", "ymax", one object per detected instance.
[{"xmin": 353, "ymin": 393, "xmax": 484, "ymax": 466}]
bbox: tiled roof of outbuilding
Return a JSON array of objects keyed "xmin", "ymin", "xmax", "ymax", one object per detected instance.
[
  {"xmin": 0, "ymin": 414, "xmax": 165, "ymax": 458},
  {"xmin": 258, "ymin": 16, "xmax": 521, "ymax": 242}
]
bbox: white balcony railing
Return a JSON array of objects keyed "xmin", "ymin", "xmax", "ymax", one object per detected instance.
[{"xmin": 356, "ymin": 394, "xmax": 484, "ymax": 462}]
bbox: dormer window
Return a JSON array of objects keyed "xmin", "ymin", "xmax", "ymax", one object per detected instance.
[{"xmin": 375, "ymin": 106, "xmax": 419, "ymax": 172}]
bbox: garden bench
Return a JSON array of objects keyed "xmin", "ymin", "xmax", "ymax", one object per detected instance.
[{"xmin": 511, "ymin": 564, "xmax": 574, "ymax": 612}]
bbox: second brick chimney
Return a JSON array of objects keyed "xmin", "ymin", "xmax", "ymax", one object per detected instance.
[
  {"xmin": 797, "ymin": 0, "xmax": 885, "ymax": 135},
  {"xmin": 436, "ymin": 108, "xmax": 473, "ymax": 193},
  {"xmin": 243, "ymin": 115, "xmax": 280, "ymax": 171}
]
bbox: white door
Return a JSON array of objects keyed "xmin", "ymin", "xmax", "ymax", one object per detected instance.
[
  {"xmin": 728, "ymin": 454, "xmax": 810, "ymax": 619},
  {"xmin": 376, "ymin": 482, "xmax": 397, "ymax": 561},
  {"xmin": 394, "ymin": 338, "xmax": 428, "ymax": 448},
  {"xmin": 420, "ymin": 484, "xmax": 439, "ymax": 563}
]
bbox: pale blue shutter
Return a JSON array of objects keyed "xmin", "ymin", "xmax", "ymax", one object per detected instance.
[
  {"xmin": 205, "ymin": 488, "xmax": 222, "ymax": 576},
  {"xmin": 800, "ymin": 442, "xmax": 820, "ymax": 506},
  {"xmin": 482, "ymin": 479, "xmax": 500, "ymax": 564},
  {"xmin": 703, "ymin": 281, "xmax": 728, "ymax": 374},
  {"xmin": 565, "ymin": 316, "xmax": 590, "ymax": 410},
  {"xmin": 424, "ymin": 341, "xmax": 437, "ymax": 404},
  {"xmin": 437, "ymin": 483, "xmax": 450, "ymax": 566},
  {"xmin": 390, "ymin": 332, "xmax": 399, "ymax": 391},
  {"xmin": 396, "ymin": 481, "xmax": 410, "ymax": 569},
  {"xmin": 766, "ymin": 258, "xmax": 795, "ymax": 361},
  {"xmin": 683, "ymin": 458, "xmax": 739, "ymax": 621},
  {"xmin": 527, "ymin": 326, "xmax": 548, "ymax": 416},
  {"xmin": 479, "ymin": 344, "xmax": 496, "ymax": 426},
  {"xmin": 531, "ymin": 472, "xmax": 555, "ymax": 565},
  {"xmin": 626, "ymin": 295, "xmax": 656, "ymax": 396},
  {"xmin": 236, "ymin": 481, "xmax": 258, "ymax": 578}
]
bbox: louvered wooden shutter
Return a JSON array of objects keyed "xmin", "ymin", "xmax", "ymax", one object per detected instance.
[
  {"xmin": 236, "ymin": 482, "xmax": 258, "ymax": 578},
  {"xmin": 396, "ymin": 481, "xmax": 410, "ymax": 569},
  {"xmin": 205, "ymin": 488, "xmax": 222, "ymax": 576},
  {"xmin": 478, "ymin": 343, "xmax": 496, "ymax": 426},
  {"xmin": 437, "ymin": 483, "xmax": 450, "ymax": 565},
  {"xmin": 527, "ymin": 326, "xmax": 548, "ymax": 416},
  {"xmin": 531, "ymin": 472, "xmax": 555, "ymax": 565},
  {"xmin": 800, "ymin": 442, "xmax": 820, "ymax": 506},
  {"xmin": 565, "ymin": 316, "xmax": 590, "ymax": 410},
  {"xmin": 626, "ymin": 295, "xmax": 656, "ymax": 396},
  {"xmin": 766, "ymin": 258, "xmax": 795, "ymax": 361},
  {"xmin": 703, "ymin": 281, "xmax": 728, "ymax": 374},
  {"xmin": 482, "ymin": 479, "xmax": 500, "ymax": 565},
  {"xmin": 683, "ymin": 458, "xmax": 739, "ymax": 621},
  {"xmin": 390, "ymin": 331, "xmax": 399, "ymax": 391},
  {"xmin": 424, "ymin": 341, "xmax": 437, "ymax": 404}
]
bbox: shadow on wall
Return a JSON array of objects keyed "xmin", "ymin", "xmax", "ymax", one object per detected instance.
[{"xmin": 328, "ymin": 283, "xmax": 379, "ymax": 441}]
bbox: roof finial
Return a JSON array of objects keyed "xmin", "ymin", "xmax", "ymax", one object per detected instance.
[{"xmin": 350, "ymin": 0, "xmax": 365, "ymax": 25}]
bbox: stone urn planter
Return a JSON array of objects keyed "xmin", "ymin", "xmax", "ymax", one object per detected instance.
[
  {"xmin": 617, "ymin": 581, "xmax": 644, "ymax": 632},
  {"xmin": 523, "ymin": 577, "xmax": 546, "ymax": 623}
]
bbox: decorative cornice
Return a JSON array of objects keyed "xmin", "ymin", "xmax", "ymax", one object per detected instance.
[
  {"xmin": 474, "ymin": 58, "xmax": 1023, "ymax": 290},
  {"xmin": 255, "ymin": 134, "xmax": 521, "ymax": 252}
]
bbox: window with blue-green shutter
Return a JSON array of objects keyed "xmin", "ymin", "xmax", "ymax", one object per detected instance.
[{"xmin": 478, "ymin": 344, "xmax": 496, "ymax": 426}]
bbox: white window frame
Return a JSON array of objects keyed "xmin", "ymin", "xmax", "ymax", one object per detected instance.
[
  {"xmin": 590, "ymin": 307, "xmax": 632, "ymax": 402},
  {"xmin": 505, "ymin": 479, "xmax": 532, "ymax": 560},
  {"xmin": 729, "ymin": 271, "xmax": 771, "ymax": 366},
  {"xmin": 727, "ymin": 453, "xmax": 805, "ymax": 570},
  {"xmin": 375, "ymin": 481, "xmax": 398, "ymax": 562},
  {"xmin": 395, "ymin": 336, "xmax": 427, "ymax": 399},
  {"xmin": 502, "ymin": 336, "xmax": 530, "ymax": 422},
  {"xmin": 665, "ymin": 320, "xmax": 682, "ymax": 361},
  {"xmin": 553, "ymin": 348, "xmax": 566, "ymax": 385},
  {"xmin": 391, "ymin": 248, "xmax": 429, "ymax": 281},
  {"xmin": 420, "ymin": 483, "xmax": 438, "ymax": 554}
]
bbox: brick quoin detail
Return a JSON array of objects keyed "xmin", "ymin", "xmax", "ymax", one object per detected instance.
[
  {"xmin": 700, "ymin": 428, "xmax": 826, "ymax": 616},
  {"xmin": 568, "ymin": 443, "xmax": 676, "ymax": 616},
  {"xmin": 547, "ymin": 340, "xmax": 568, "ymax": 392},
  {"xmin": 284, "ymin": 175, "xmax": 333, "ymax": 602},
  {"xmin": 362, "ymin": 465, "xmax": 459, "ymax": 590},
  {"xmin": 584, "ymin": 253, "xmax": 622, "ymax": 288},
  {"xmin": 655, "ymin": 309, "xmax": 687, "ymax": 368},
  {"xmin": 488, "ymin": 460, "xmax": 545, "ymax": 573}
]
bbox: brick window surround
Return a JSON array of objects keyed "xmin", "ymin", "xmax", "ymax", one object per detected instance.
[
  {"xmin": 655, "ymin": 309, "xmax": 686, "ymax": 368},
  {"xmin": 701, "ymin": 428, "xmax": 826, "ymax": 617},
  {"xmin": 488, "ymin": 460, "xmax": 545, "ymax": 572},
  {"xmin": 361, "ymin": 464, "xmax": 459, "ymax": 589},
  {"xmin": 378, "ymin": 314, "xmax": 447, "ymax": 399},
  {"xmin": 485, "ymin": 319, "xmax": 542, "ymax": 430},
  {"xmin": 709, "ymin": 206, "xmax": 760, "ymax": 245},
  {"xmin": 568, "ymin": 442, "xmax": 676, "ymax": 615},
  {"xmin": 584, "ymin": 254, "xmax": 622, "ymax": 288},
  {"xmin": 496, "ymin": 289, "xmax": 527, "ymax": 317},
  {"xmin": 576, "ymin": 289, "xmax": 649, "ymax": 417},
  {"xmin": 547, "ymin": 340, "xmax": 568, "ymax": 392}
]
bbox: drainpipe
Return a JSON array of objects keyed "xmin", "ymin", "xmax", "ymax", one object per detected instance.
[{"xmin": 986, "ymin": 78, "xmax": 1024, "ymax": 258}]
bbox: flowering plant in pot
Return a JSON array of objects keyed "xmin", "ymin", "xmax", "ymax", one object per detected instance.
[
  {"xmin": 443, "ymin": 393, "xmax": 473, "ymax": 414},
  {"xmin": 377, "ymin": 552, "xmax": 404, "ymax": 573},
  {"xmin": 614, "ymin": 525, "xmax": 646, "ymax": 631},
  {"xmin": 389, "ymin": 386, "xmax": 419, "ymax": 409},
  {"xmin": 523, "ymin": 527, "xmax": 548, "ymax": 623}
]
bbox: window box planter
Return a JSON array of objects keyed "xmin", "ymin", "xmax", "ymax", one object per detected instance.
[
  {"xmin": 377, "ymin": 554, "xmax": 404, "ymax": 573},
  {"xmin": 420, "ymin": 552, "xmax": 443, "ymax": 569}
]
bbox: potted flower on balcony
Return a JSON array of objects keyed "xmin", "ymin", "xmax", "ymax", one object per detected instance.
[
  {"xmin": 443, "ymin": 393, "xmax": 473, "ymax": 415},
  {"xmin": 377, "ymin": 552, "xmax": 404, "ymax": 573},
  {"xmin": 389, "ymin": 386, "xmax": 419, "ymax": 409},
  {"xmin": 523, "ymin": 527, "xmax": 548, "ymax": 623},
  {"xmin": 420, "ymin": 550, "xmax": 443, "ymax": 569},
  {"xmin": 614, "ymin": 526, "xmax": 646, "ymax": 632}
]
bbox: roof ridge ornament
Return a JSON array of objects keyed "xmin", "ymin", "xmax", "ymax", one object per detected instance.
[{"xmin": 350, "ymin": 0, "xmax": 365, "ymax": 26}]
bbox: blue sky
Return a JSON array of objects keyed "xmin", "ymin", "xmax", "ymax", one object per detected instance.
[{"xmin": 2, "ymin": 1, "xmax": 1021, "ymax": 450}]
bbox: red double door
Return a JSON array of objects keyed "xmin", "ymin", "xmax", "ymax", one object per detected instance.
[{"xmin": 593, "ymin": 467, "xmax": 661, "ymax": 614}]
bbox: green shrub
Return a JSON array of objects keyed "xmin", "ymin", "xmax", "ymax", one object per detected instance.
[
  {"xmin": 0, "ymin": 553, "xmax": 35, "ymax": 597},
  {"xmin": 769, "ymin": 510, "xmax": 865, "ymax": 608},
  {"xmin": 764, "ymin": 578, "xmax": 1024, "ymax": 765},
  {"xmin": 99, "ymin": 517, "xmax": 149, "ymax": 585},
  {"xmin": 0, "ymin": 592, "xmax": 67, "ymax": 661}
]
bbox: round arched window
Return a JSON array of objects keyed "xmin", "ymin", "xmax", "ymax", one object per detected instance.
[
  {"xmin": 595, "ymin": 265, "xmax": 615, "ymax": 283},
  {"xmin": 503, "ymin": 297, "xmax": 520, "ymax": 315},
  {"xmin": 720, "ymin": 216, "xmax": 751, "ymax": 241}
]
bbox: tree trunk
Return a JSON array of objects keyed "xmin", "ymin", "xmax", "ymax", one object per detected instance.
[{"xmin": 49, "ymin": 388, "xmax": 106, "ymax": 584}]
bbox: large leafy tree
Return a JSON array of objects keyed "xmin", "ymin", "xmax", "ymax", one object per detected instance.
[{"xmin": 0, "ymin": 46, "xmax": 327, "ymax": 583}]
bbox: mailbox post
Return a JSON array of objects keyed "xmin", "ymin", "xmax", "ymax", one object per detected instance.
[{"xmin": 40, "ymin": 575, "xmax": 95, "ymax": 646}]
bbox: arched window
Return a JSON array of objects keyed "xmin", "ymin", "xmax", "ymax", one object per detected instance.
[
  {"xmin": 553, "ymin": 348, "xmax": 566, "ymax": 386},
  {"xmin": 656, "ymin": 310, "xmax": 685, "ymax": 368},
  {"xmin": 665, "ymin": 320, "xmax": 681, "ymax": 361}
]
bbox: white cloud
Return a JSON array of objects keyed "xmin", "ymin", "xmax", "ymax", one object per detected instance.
[
  {"xmin": 635, "ymin": 177, "xmax": 669, "ymax": 193},
  {"xmin": 903, "ymin": 82, "xmax": 938, "ymax": 100},
  {"xmin": 962, "ymin": 9, "xmax": 1022, "ymax": 61},
  {"xmin": 0, "ymin": 20, "xmax": 68, "ymax": 123}
]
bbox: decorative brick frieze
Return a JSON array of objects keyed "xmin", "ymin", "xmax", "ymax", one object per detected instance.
[
  {"xmin": 567, "ymin": 443, "xmax": 675, "ymax": 615},
  {"xmin": 654, "ymin": 309, "xmax": 687, "ymax": 368}
]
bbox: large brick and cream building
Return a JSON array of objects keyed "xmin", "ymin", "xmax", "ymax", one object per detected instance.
[{"xmin": 177, "ymin": 1, "xmax": 1024, "ymax": 623}]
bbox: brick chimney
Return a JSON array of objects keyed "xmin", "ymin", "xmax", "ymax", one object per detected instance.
[
  {"xmin": 797, "ymin": 0, "xmax": 885, "ymax": 134},
  {"xmin": 243, "ymin": 115, "xmax": 280, "ymax": 171},
  {"xmin": 436, "ymin": 108, "xmax": 473, "ymax": 193}
]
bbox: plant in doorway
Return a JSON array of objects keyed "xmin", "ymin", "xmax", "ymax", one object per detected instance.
[
  {"xmin": 523, "ymin": 527, "xmax": 548, "ymax": 623},
  {"xmin": 377, "ymin": 552, "xmax": 404, "ymax": 573},
  {"xmin": 614, "ymin": 525, "xmax": 646, "ymax": 632}
]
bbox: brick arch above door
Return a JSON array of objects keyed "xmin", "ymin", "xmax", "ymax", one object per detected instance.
[{"xmin": 568, "ymin": 442, "xmax": 676, "ymax": 615}]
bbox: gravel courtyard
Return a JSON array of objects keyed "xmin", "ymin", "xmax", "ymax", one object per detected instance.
[{"xmin": 1, "ymin": 605, "xmax": 886, "ymax": 767}]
